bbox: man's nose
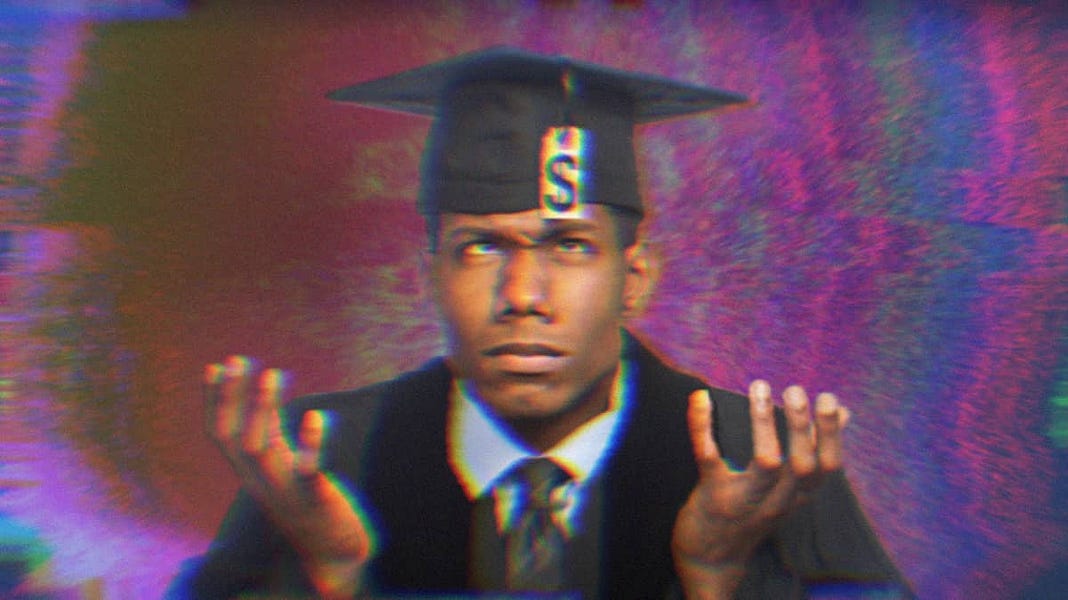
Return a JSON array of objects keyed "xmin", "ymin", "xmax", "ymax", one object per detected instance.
[{"xmin": 495, "ymin": 248, "xmax": 551, "ymax": 320}]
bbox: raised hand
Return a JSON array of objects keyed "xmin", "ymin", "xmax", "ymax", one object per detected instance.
[
  {"xmin": 205, "ymin": 356, "xmax": 374, "ymax": 598},
  {"xmin": 671, "ymin": 380, "xmax": 850, "ymax": 599}
]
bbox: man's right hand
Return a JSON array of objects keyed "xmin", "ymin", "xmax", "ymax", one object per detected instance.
[{"xmin": 206, "ymin": 355, "xmax": 375, "ymax": 598}]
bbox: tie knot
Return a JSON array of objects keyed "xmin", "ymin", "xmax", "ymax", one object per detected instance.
[{"xmin": 513, "ymin": 457, "xmax": 570, "ymax": 511}]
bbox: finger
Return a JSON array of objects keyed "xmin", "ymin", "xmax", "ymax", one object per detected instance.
[
  {"xmin": 749, "ymin": 380, "xmax": 782, "ymax": 471},
  {"xmin": 215, "ymin": 355, "xmax": 252, "ymax": 442},
  {"xmin": 687, "ymin": 389, "xmax": 722, "ymax": 470},
  {"xmin": 815, "ymin": 392, "xmax": 845, "ymax": 471},
  {"xmin": 783, "ymin": 386, "xmax": 817, "ymax": 478},
  {"xmin": 762, "ymin": 468, "xmax": 803, "ymax": 517},
  {"xmin": 244, "ymin": 368, "xmax": 285, "ymax": 455},
  {"xmin": 203, "ymin": 362, "xmax": 226, "ymax": 433},
  {"xmin": 297, "ymin": 409, "xmax": 327, "ymax": 479},
  {"xmin": 204, "ymin": 362, "xmax": 226, "ymax": 394}
]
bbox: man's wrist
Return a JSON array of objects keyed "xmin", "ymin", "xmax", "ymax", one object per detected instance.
[
  {"xmin": 675, "ymin": 559, "xmax": 747, "ymax": 600},
  {"xmin": 302, "ymin": 555, "xmax": 365, "ymax": 599}
]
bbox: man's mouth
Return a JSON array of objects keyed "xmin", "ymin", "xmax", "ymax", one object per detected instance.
[
  {"xmin": 484, "ymin": 343, "xmax": 565, "ymax": 357},
  {"xmin": 483, "ymin": 343, "xmax": 567, "ymax": 373}
]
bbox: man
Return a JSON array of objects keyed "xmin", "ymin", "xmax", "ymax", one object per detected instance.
[{"xmin": 169, "ymin": 47, "xmax": 910, "ymax": 598}]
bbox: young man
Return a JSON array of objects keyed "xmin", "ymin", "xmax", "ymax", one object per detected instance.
[{"xmin": 170, "ymin": 48, "xmax": 910, "ymax": 599}]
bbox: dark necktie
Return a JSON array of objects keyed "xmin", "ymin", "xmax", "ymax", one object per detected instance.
[{"xmin": 505, "ymin": 457, "xmax": 571, "ymax": 592}]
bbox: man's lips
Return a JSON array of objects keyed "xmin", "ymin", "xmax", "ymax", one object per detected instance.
[
  {"xmin": 484, "ymin": 343, "xmax": 565, "ymax": 357},
  {"xmin": 483, "ymin": 343, "xmax": 567, "ymax": 373}
]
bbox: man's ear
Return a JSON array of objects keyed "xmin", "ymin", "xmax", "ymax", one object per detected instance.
[{"xmin": 622, "ymin": 242, "xmax": 660, "ymax": 317}]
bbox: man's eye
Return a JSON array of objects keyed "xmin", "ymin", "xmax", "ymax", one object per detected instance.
[
  {"xmin": 459, "ymin": 241, "xmax": 502, "ymax": 257},
  {"xmin": 556, "ymin": 238, "xmax": 593, "ymax": 254}
]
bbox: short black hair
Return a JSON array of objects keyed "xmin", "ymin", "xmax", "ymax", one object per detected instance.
[{"xmin": 425, "ymin": 205, "xmax": 642, "ymax": 253}]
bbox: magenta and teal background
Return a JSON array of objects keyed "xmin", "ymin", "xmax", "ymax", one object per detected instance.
[{"xmin": 0, "ymin": 1, "xmax": 1065, "ymax": 597}]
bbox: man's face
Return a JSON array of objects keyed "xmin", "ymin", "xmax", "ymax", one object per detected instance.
[{"xmin": 431, "ymin": 206, "xmax": 652, "ymax": 436}]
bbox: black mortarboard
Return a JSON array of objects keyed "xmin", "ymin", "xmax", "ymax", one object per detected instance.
[{"xmin": 328, "ymin": 46, "xmax": 747, "ymax": 219}]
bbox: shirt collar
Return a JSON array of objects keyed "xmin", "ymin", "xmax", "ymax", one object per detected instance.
[{"xmin": 447, "ymin": 361, "xmax": 632, "ymax": 501}]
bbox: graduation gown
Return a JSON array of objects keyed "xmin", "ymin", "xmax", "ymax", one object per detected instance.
[{"xmin": 168, "ymin": 333, "xmax": 910, "ymax": 599}]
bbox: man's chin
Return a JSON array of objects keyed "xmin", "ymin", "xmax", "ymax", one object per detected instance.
[{"xmin": 479, "ymin": 382, "xmax": 568, "ymax": 420}]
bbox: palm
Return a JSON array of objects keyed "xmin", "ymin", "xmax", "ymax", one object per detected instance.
[
  {"xmin": 206, "ymin": 357, "xmax": 373, "ymax": 594},
  {"xmin": 671, "ymin": 382, "xmax": 847, "ymax": 597}
]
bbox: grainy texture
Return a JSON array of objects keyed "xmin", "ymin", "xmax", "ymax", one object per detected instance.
[{"xmin": 1, "ymin": 1, "xmax": 1065, "ymax": 597}]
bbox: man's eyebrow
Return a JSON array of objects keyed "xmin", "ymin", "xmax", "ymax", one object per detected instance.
[{"xmin": 443, "ymin": 221, "xmax": 601, "ymax": 244}]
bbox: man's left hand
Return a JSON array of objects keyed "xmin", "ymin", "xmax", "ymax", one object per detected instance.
[{"xmin": 671, "ymin": 381, "xmax": 850, "ymax": 599}]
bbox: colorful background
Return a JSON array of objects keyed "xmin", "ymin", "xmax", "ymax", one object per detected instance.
[{"xmin": 1, "ymin": 1, "xmax": 1065, "ymax": 597}]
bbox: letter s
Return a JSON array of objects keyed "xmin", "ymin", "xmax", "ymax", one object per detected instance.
[{"xmin": 544, "ymin": 154, "xmax": 578, "ymax": 211}]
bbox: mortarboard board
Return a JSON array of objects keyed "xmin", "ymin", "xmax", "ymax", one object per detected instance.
[{"xmin": 328, "ymin": 46, "xmax": 748, "ymax": 219}]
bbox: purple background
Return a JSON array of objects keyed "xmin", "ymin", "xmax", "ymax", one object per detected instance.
[{"xmin": 0, "ymin": 1, "xmax": 1065, "ymax": 597}]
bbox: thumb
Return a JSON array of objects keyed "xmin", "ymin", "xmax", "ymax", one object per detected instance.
[{"xmin": 687, "ymin": 389, "xmax": 723, "ymax": 472}]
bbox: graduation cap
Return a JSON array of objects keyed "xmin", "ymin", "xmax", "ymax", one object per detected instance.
[{"xmin": 328, "ymin": 46, "xmax": 748, "ymax": 219}]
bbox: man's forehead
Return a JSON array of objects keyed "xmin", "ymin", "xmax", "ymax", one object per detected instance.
[{"xmin": 439, "ymin": 207, "xmax": 613, "ymax": 237}]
